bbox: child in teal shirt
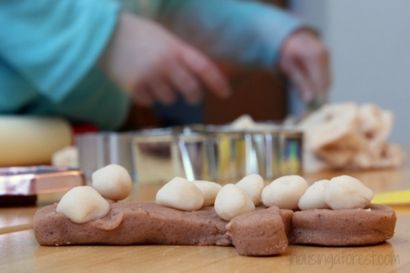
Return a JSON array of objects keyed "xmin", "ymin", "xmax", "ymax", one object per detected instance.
[{"xmin": 0, "ymin": 0, "xmax": 330, "ymax": 129}]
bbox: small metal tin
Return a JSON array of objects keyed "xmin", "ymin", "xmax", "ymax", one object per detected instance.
[{"xmin": 0, "ymin": 166, "xmax": 85, "ymax": 206}]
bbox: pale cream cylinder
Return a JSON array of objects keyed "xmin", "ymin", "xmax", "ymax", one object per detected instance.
[{"xmin": 0, "ymin": 116, "xmax": 72, "ymax": 166}]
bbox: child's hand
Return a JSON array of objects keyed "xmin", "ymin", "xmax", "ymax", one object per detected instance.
[
  {"xmin": 280, "ymin": 29, "xmax": 331, "ymax": 104},
  {"xmin": 100, "ymin": 13, "xmax": 231, "ymax": 106}
]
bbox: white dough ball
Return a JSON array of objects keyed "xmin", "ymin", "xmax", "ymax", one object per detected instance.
[
  {"xmin": 92, "ymin": 164, "xmax": 133, "ymax": 201},
  {"xmin": 262, "ymin": 175, "xmax": 308, "ymax": 209},
  {"xmin": 156, "ymin": 177, "xmax": 204, "ymax": 211},
  {"xmin": 298, "ymin": 179, "xmax": 330, "ymax": 210},
  {"xmin": 193, "ymin": 180, "xmax": 222, "ymax": 206},
  {"xmin": 214, "ymin": 184, "xmax": 255, "ymax": 221},
  {"xmin": 236, "ymin": 174, "xmax": 264, "ymax": 206},
  {"xmin": 56, "ymin": 186, "xmax": 110, "ymax": 224},
  {"xmin": 325, "ymin": 175, "xmax": 374, "ymax": 209}
]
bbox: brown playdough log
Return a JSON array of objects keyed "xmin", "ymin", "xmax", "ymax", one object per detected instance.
[
  {"xmin": 33, "ymin": 202, "xmax": 293, "ymax": 256},
  {"xmin": 226, "ymin": 207, "xmax": 292, "ymax": 256},
  {"xmin": 33, "ymin": 202, "xmax": 230, "ymax": 247},
  {"xmin": 290, "ymin": 204, "xmax": 396, "ymax": 246}
]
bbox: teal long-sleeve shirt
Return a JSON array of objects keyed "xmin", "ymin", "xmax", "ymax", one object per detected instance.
[{"xmin": 0, "ymin": 0, "xmax": 302, "ymax": 130}]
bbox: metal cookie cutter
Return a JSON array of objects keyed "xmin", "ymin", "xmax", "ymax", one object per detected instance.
[
  {"xmin": 251, "ymin": 126, "xmax": 303, "ymax": 179},
  {"xmin": 195, "ymin": 124, "xmax": 304, "ymax": 181},
  {"xmin": 76, "ymin": 132, "xmax": 135, "ymax": 180},
  {"xmin": 131, "ymin": 127, "xmax": 216, "ymax": 182},
  {"xmin": 77, "ymin": 124, "xmax": 304, "ymax": 184}
]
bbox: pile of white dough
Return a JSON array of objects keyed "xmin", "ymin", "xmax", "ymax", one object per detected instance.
[
  {"xmin": 155, "ymin": 174, "xmax": 374, "ymax": 221},
  {"xmin": 298, "ymin": 102, "xmax": 405, "ymax": 172}
]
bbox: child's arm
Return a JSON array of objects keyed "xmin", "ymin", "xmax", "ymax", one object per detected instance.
[
  {"xmin": 0, "ymin": 0, "xmax": 120, "ymax": 102},
  {"xmin": 99, "ymin": 13, "xmax": 231, "ymax": 106},
  {"xmin": 156, "ymin": 0, "xmax": 330, "ymax": 101},
  {"xmin": 157, "ymin": 0, "xmax": 302, "ymax": 68}
]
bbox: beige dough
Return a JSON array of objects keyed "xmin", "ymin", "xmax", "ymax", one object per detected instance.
[
  {"xmin": 325, "ymin": 175, "xmax": 374, "ymax": 209},
  {"xmin": 236, "ymin": 174, "xmax": 264, "ymax": 206},
  {"xmin": 193, "ymin": 180, "xmax": 222, "ymax": 207},
  {"xmin": 214, "ymin": 184, "xmax": 255, "ymax": 221},
  {"xmin": 156, "ymin": 177, "xmax": 204, "ymax": 211},
  {"xmin": 56, "ymin": 186, "xmax": 110, "ymax": 224},
  {"xmin": 0, "ymin": 116, "xmax": 72, "ymax": 166},
  {"xmin": 262, "ymin": 175, "xmax": 308, "ymax": 209},
  {"xmin": 299, "ymin": 102, "xmax": 404, "ymax": 171},
  {"xmin": 92, "ymin": 164, "xmax": 133, "ymax": 201}
]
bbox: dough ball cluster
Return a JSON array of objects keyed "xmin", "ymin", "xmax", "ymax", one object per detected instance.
[
  {"xmin": 56, "ymin": 164, "xmax": 133, "ymax": 224},
  {"xmin": 156, "ymin": 174, "xmax": 264, "ymax": 220},
  {"xmin": 156, "ymin": 173, "xmax": 374, "ymax": 221},
  {"xmin": 296, "ymin": 175, "xmax": 373, "ymax": 210},
  {"xmin": 58, "ymin": 165, "xmax": 375, "ymax": 224}
]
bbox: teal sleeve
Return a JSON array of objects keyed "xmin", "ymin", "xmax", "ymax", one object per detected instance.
[
  {"xmin": 158, "ymin": 0, "xmax": 303, "ymax": 68},
  {"xmin": 0, "ymin": 0, "xmax": 120, "ymax": 103}
]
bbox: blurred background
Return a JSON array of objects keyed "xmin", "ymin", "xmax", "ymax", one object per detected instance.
[
  {"xmin": 1, "ymin": 0, "xmax": 408, "ymax": 173},
  {"xmin": 290, "ymin": 0, "xmax": 410, "ymax": 147},
  {"xmin": 166, "ymin": 0, "xmax": 410, "ymax": 148}
]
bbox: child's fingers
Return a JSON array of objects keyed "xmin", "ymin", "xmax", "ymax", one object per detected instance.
[
  {"xmin": 167, "ymin": 62, "xmax": 203, "ymax": 104},
  {"xmin": 147, "ymin": 77, "xmax": 177, "ymax": 105},
  {"xmin": 180, "ymin": 45, "xmax": 231, "ymax": 99},
  {"xmin": 305, "ymin": 45, "xmax": 331, "ymax": 102},
  {"xmin": 133, "ymin": 86, "xmax": 154, "ymax": 107},
  {"xmin": 284, "ymin": 57, "xmax": 315, "ymax": 102}
]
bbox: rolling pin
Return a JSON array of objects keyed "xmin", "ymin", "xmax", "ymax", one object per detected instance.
[{"xmin": 0, "ymin": 116, "xmax": 72, "ymax": 166}]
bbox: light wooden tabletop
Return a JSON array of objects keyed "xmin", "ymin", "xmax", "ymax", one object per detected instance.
[{"xmin": 1, "ymin": 166, "xmax": 410, "ymax": 273}]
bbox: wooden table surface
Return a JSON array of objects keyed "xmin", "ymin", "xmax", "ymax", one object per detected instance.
[{"xmin": 1, "ymin": 166, "xmax": 410, "ymax": 273}]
